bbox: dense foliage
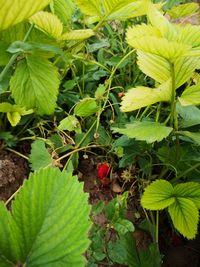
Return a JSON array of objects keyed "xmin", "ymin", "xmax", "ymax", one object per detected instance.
[{"xmin": 0, "ymin": 0, "xmax": 200, "ymax": 266}]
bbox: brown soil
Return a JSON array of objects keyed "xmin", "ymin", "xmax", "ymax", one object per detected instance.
[{"xmin": 0, "ymin": 150, "xmax": 28, "ymax": 201}]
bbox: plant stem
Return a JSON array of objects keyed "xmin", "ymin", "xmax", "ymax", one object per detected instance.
[
  {"xmin": 156, "ymin": 211, "xmax": 159, "ymax": 244},
  {"xmin": 171, "ymin": 162, "xmax": 200, "ymax": 182},
  {"xmin": 0, "ymin": 23, "xmax": 34, "ymax": 82},
  {"xmin": 5, "ymin": 187, "xmax": 21, "ymax": 206},
  {"xmin": 169, "ymin": 62, "xmax": 177, "ymax": 129},
  {"xmin": 6, "ymin": 147, "xmax": 29, "ymax": 160}
]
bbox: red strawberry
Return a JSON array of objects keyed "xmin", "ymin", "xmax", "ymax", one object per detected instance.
[{"xmin": 97, "ymin": 163, "xmax": 111, "ymax": 185}]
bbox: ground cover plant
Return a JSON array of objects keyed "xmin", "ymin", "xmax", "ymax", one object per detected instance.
[{"xmin": 0, "ymin": 0, "xmax": 200, "ymax": 266}]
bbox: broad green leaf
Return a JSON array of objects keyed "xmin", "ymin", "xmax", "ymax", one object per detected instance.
[
  {"xmin": 141, "ymin": 180, "xmax": 175, "ymax": 210},
  {"xmin": 61, "ymin": 29, "xmax": 94, "ymax": 40},
  {"xmin": 176, "ymin": 103, "xmax": 200, "ymax": 128},
  {"xmin": 29, "ymin": 139, "xmax": 53, "ymax": 171},
  {"xmin": 179, "ymin": 84, "xmax": 200, "ymax": 106},
  {"xmin": 58, "ymin": 115, "xmax": 81, "ymax": 132},
  {"xmin": 0, "ymin": 0, "xmax": 51, "ymax": 31},
  {"xmin": 179, "ymin": 131, "xmax": 200, "ymax": 146},
  {"xmin": 74, "ymin": 98, "xmax": 99, "ymax": 117},
  {"xmin": 174, "ymin": 182, "xmax": 200, "ymax": 208},
  {"xmin": 167, "ymin": 3, "xmax": 199, "ymax": 19},
  {"xmin": 10, "ymin": 55, "xmax": 60, "ymax": 115},
  {"xmin": 113, "ymin": 219, "xmax": 134, "ymax": 235},
  {"xmin": 107, "ymin": 233, "xmax": 140, "ymax": 267},
  {"xmin": 0, "ymin": 41, "xmax": 10, "ymax": 66},
  {"xmin": 120, "ymin": 80, "xmax": 171, "ymax": 112},
  {"xmin": 168, "ymin": 198, "xmax": 198, "ymax": 239},
  {"xmin": 30, "ymin": 11, "xmax": 63, "ymax": 39},
  {"xmin": 0, "ymin": 203, "xmax": 20, "ymax": 264},
  {"xmin": 10, "ymin": 168, "xmax": 91, "ymax": 265},
  {"xmin": 51, "ymin": 0, "xmax": 75, "ymax": 25},
  {"xmin": 112, "ymin": 121, "xmax": 173, "ymax": 143},
  {"xmin": 127, "ymin": 36, "xmax": 190, "ymax": 60}
]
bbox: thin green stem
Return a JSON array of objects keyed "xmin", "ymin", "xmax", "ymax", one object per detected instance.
[
  {"xmin": 6, "ymin": 147, "xmax": 29, "ymax": 160},
  {"xmin": 156, "ymin": 211, "xmax": 159, "ymax": 244},
  {"xmin": 169, "ymin": 63, "xmax": 177, "ymax": 129},
  {"xmin": 171, "ymin": 162, "xmax": 200, "ymax": 182}
]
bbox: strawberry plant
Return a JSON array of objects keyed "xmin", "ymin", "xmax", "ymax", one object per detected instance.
[{"xmin": 0, "ymin": 0, "xmax": 200, "ymax": 266}]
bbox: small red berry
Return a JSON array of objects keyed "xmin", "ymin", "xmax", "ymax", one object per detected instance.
[{"xmin": 97, "ymin": 163, "xmax": 110, "ymax": 180}]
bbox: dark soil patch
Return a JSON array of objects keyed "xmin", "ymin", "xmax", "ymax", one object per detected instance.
[{"xmin": 0, "ymin": 149, "xmax": 28, "ymax": 201}]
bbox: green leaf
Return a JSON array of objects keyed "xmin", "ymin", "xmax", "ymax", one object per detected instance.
[
  {"xmin": 112, "ymin": 121, "xmax": 173, "ymax": 143},
  {"xmin": 29, "ymin": 140, "xmax": 53, "ymax": 171},
  {"xmin": 167, "ymin": 3, "xmax": 199, "ymax": 19},
  {"xmin": 120, "ymin": 80, "xmax": 171, "ymax": 112},
  {"xmin": 168, "ymin": 198, "xmax": 198, "ymax": 239},
  {"xmin": 137, "ymin": 51, "xmax": 170, "ymax": 84},
  {"xmin": 0, "ymin": 41, "xmax": 10, "ymax": 66},
  {"xmin": 127, "ymin": 35, "xmax": 190, "ymax": 60},
  {"xmin": 61, "ymin": 29, "xmax": 94, "ymax": 40},
  {"xmin": 0, "ymin": 0, "xmax": 51, "ymax": 31},
  {"xmin": 0, "ymin": 203, "xmax": 20, "ymax": 264},
  {"xmin": 174, "ymin": 182, "xmax": 200, "ymax": 209},
  {"xmin": 113, "ymin": 218, "xmax": 134, "ymax": 235},
  {"xmin": 30, "ymin": 11, "xmax": 63, "ymax": 39},
  {"xmin": 141, "ymin": 180, "xmax": 175, "ymax": 210},
  {"xmin": 58, "ymin": 115, "xmax": 81, "ymax": 132},
  {"xmin": 51, "ymin": 0, "xmax": 75, "ymax": 25},
  {"xmin": 0, "ymin": 257, "xmax": 12, "ymax": 267},
  {"xmin": 179, "ymin": 131, "xmax": 200, "ymax": 146},
  {"xmin": 176, "ymin": 102, "xmax": 200, "ymax": 128},
  {"xmin": 0, "ymin": 102, "xmax": 33, "ymax": 126},
  {"xmin": 75, "ymin": 0, "xmax": 153, "ymax": 22},
  {"xmin": 74, "ymin": 0, "xmax": 102, "ymax": 16},
  {"xmin": 10, "ymin": 168, "xmax": 91, "ymax": 265},
  {"xmin": 179, "ymin": 84, "xmax": 200, "ymax": 106},
  {"xmin": 74, "ymin": 98, "xmax": 99, "ymax": 117},
  {"xmin": 10, "ymin": 55, "xmax": 60, "ymax": 115}
]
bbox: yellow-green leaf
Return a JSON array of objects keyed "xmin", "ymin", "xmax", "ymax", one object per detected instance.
[
  {"xmin": 74, "ymin": 0, "xmax": 101, "ymax": 16},
  {"xmin": 167, "ymin": 3, "xmax": 199, "ymax": 19},
  {"xmin": 120, "ymin": 80, "xmax": 171, "ymax": 112},
  {"xmin": 141, "ymin": 180, "xmax": 175, "ymax": 210},
  {"xmin": 7, "ymin": 112, "xmax": 21, "ymax": 127},
  {"xmin": 30, "ymin": 11, "xmax": 63, "ymax": 39},
  {"xmin": 168, "ymin": 198, "xmax": 198, "ymax": 239},
  {"xmin": 127, "ymin": 35, "xmax": 191, "ymax": 60},
  {"xmin": 61, "ymin": 29, "xmax": 94, "ymax": 40},
  {"xmin": 137, "ymin": 51, "xmax": 170, "ymax": 84},
  {"xmin": 0, "ymin": 0, "xmax": 51, "ymax": 31},
  {"xmin": 178, "ymin": 84, "xmax": 200, "ymax": 106},
  {"xmin": 147, "ymin": 2, "xmax": 176, "ymax": 40}
]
